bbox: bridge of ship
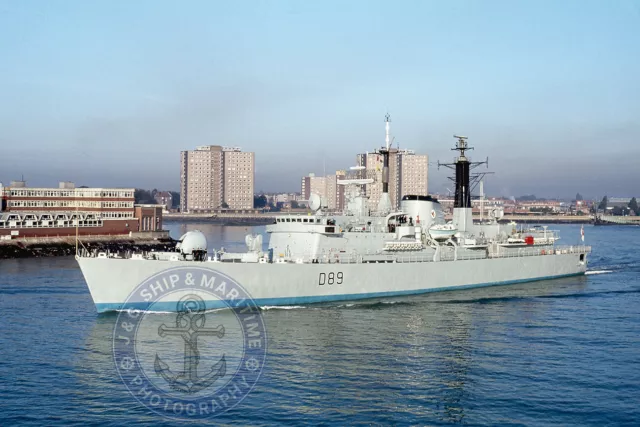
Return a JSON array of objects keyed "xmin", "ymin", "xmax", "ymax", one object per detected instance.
[{"xmin": 271, "ymin": 215, "xmax": 340, "ymax": 234}]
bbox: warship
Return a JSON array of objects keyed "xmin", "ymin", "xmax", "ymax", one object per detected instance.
[{"xmin": 76, "ymin": 120, "xmax": 591, "ymax": 313}]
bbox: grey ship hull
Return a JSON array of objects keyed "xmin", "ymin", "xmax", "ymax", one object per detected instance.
[{"xmin": 77, "ymin": 249, "xmax": 588, "ymax": 313}]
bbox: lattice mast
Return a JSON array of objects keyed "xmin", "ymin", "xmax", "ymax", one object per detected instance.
[{"xmin": 438, "ymin": 135, "xmax": 491, "ymax": 208}]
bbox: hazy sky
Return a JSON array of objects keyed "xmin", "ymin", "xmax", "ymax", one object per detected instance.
[{"xmin": 1, "ymin": 0, "xmax": 639, "ymax": 199}]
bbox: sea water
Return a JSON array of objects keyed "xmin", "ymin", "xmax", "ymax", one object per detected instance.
[{"xmin": 1, "ymin": 224, "xmax": 638, "ymax": 425}]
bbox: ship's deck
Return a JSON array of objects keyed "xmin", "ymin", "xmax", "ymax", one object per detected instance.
[{"xmin": 77, "ymin": 245, "xmax": 591, "ymax": 265}]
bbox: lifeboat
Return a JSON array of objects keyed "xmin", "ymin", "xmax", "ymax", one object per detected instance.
[{"xmin": 428, "ymin": 223, "xmax": 458, "ymax": 241}]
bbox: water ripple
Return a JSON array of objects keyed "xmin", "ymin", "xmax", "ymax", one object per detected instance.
[{"xmin": 1, "ymin": 224, "xmax": 640, "ymax": 425}]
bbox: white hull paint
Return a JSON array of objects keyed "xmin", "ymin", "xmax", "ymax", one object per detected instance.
[{"xmin": 77, "ymin": 251, "xmax": 588, "ymax": 313}]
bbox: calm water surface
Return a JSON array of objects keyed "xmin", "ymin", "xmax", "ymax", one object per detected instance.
[{"xmin": 1, "ymin": 224, "xmax": 639, "ymax": 426}]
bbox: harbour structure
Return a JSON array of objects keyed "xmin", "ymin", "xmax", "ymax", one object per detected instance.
[
  {"xmin": 77, "ymin": 126, "xmax": 590, "ymax": 313},
  {"xmin": 0, "ymin": 181, "xmax": 164, "ymax": 240},
  {"xmin": 594, "ymin": 214, "xmax": 640, "ymax": 226},
  {"xmin": 180, "ymin": 145, "xmax": 255, "ymax": 212}
]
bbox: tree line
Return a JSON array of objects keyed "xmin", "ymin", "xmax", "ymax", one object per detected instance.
[
  {"xmin": 598, "ymin": 196, "xmax": 638, "ymax": 215},
  {"xmin": 134, "ymin": 189, "xmax": 180, "ymax": 208}
]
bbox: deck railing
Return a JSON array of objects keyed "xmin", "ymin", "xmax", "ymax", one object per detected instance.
[
  {"xmin": 311, "ymin": 245, "xmax": 591, "ymax": 265},
  {"xmin": 79, "ymin": 244, "xmax": 592, "ymax": 265}
]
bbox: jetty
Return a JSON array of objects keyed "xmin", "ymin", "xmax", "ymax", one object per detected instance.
[{"xmin": 594, "ymin": 215, "xmax": 640, "ymax": 226}]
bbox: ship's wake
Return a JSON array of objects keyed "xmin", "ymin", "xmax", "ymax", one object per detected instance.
[
  {"xmin": 585, "ymin": 270, "xmax": 613, "ymax": 275},
  {"xmin": 259, "ymin": 305, "xmax": 308, "ymax": 311},
  {"xmin": 332, "ymin": 300, "xmax": 417, "ymax": 309},
  {"xmin": 258, "ymin": 300, "xmax": 418, "ymax": 312}
]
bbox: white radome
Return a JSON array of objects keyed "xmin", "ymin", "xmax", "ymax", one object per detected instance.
[{"xmin": 176, "ymin": 231, "xmax": 207, "ymax": 255}]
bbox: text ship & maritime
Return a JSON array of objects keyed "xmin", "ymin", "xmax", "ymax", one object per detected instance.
[{"xmin": 76, "ymin": 127, "xmax": 591, "ymax": 313}]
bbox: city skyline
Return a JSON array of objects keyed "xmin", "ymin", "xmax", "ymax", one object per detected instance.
[{"xmin": 1, "ymin": 1, "xmax": 639, "ymax": 199}]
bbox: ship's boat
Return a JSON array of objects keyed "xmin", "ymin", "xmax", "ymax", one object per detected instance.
[{"xmin": 428, "ymin": 223, "xmax": 457, "ymax": 241}]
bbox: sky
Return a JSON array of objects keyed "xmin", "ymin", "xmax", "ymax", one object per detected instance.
[{"xmin": 1, "ymin": 0, "xmax": 639, "ymax": 199}]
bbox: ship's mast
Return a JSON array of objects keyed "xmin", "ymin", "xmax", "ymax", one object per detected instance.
[
  {"xmin": 385, "ymin": 113, "xmax": 391, "ymax": 151},
  {"xmin": 376, "ymin": 114, "xmax": 393, "ymax": 214},
  {"xmin": 438, "ymin": 135, "xmax": 492, "ymax": 231},
  {"xmin": 438, "ymin": 135, "xmax": 491, "ymax": 208},
  {"xmin": 453, "ymin": 135, "xmax": 472, "ymax": 208}
]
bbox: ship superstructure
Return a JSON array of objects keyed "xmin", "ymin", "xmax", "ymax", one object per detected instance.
[{"xmin": 76, "ymin": 128, "xmax": 590, "ymax": 313}]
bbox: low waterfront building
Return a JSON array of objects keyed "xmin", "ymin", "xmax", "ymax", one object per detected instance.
[
  {"xmin": 0, "ymin": 182, "xmax": 164, "ymax": 240},
  {"xmin": 608, "ymin": 197, "xmax": 634, "ymax": 208}
]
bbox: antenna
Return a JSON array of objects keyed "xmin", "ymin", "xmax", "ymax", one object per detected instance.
[
  {"xmin": 452, "ymin": 135, "xmax": 473, "ymax": 159},
  {"xmin": 480, "ymin": 180, "xmax": 484, "ymax": 222},
  {"xmin": 385, "ymin": 113, "xmax": 391, "ymax": 151},
  {"xmin": 439, "ymin": 135, "xmax": 492, "ymax": 209},
  {"xmin": 376, "ymin": 113, "xmax": 393, "ymax": 214}
]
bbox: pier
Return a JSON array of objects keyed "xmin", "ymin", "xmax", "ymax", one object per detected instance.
[{"xmin": 594, "ymin": 215, "xmax": 640, "ymax": 225}]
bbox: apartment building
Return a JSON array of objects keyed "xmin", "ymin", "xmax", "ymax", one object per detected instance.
[
  {"xmin": 223, "ymin": 148, "xmax": 254, "ymax": 210},
  {"xmin": 180, "ymin": 145, "xmax": 255, "ymax": 212}
]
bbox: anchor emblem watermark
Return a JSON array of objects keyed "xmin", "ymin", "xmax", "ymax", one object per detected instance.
[
  {"xmin": 112, "ymin": 266, "xmax": 267, "ymax": 420},
  {"xmin": 154, "ymin": 295, "xmax": 227, "ymax": 394}
]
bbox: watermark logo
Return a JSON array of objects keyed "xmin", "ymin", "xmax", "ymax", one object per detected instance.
[{"xmin": 112, "ymin": 266, "xmax": 267, "ymax": 419}]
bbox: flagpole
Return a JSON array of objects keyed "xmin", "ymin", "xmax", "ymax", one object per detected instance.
[{"xmin": 75, "ymin": 191, "xmax": 79, "ymax": 256}]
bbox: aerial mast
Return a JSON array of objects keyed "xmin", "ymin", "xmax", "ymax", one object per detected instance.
[
  {"xmin": 452, "ymin": 135, "xmax": 472, "ymax": 209},
  {"xmin": 376, "ymin": 114, "xmax": 393, "ymax": 214},
  {"xmin": 385, "ymin": 113, "xmax": 391, "ymax": 151},
  {"xmin": 438, "ymin": 135, "xmax": 492, "ymax": 232}
]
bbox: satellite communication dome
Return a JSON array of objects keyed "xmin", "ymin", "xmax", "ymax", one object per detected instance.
[
  {"xmin": 309, "ymin": 193, "xmax": 321, "ymax": 212},
  {"xmin": 178, "ymin": 230, "xmax": 207, "ymax": 255}
]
